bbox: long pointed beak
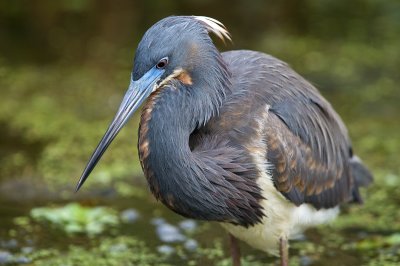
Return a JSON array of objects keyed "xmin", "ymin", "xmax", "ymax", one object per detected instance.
[{"xmin": 76, "ymin": 67, "xmax": 164, "ymax": 191}]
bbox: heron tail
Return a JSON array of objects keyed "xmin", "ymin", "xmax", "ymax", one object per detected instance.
[
  {"xmin": 350, "ymin": 155, "xmax": 373, "ymax": 187},
  {"xmin": 349, "ymin": 155, "xmax": 373, "ymax": 203}
]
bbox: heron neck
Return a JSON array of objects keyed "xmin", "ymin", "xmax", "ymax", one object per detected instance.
[{"xmin": 138, "ymin": 85, "xmax": 215, "ymax": 216}]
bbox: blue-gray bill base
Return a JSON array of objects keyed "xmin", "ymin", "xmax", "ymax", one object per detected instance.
[{"xmin": 76, "ymin": 16, "xmax": 373, "ymax": 266}]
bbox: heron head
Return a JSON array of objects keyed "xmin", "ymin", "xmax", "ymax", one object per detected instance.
[
  {"xmin": 132, "ymin": 16, "xmax": 231, "ymax": 83},
  {"xmin": 76, "ymin": 16, "xmax": 231, "ymax": 191}
]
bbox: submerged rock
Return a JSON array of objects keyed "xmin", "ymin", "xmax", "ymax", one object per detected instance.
[
  {"xmin": 120, "ymin": 209, "xmax": 140, "ymax": 223},
  {"xmin": 156, "ymin": 223, "xmax": 186, "ymax": 243},
  {"xmin": 0, "ymin": 251, "xmax": 12, "ymax": 265},
  {"xmin": 184, "ymin": 239, "xmax": 198, "ymax": 251},
  {"xmin": 178, "ymin": 220, "xmax": 197, "ymax": 233},
  {"xmin": 157, "ymin": 245, "xmax": 175, "ymax": 255},
  {"xmin": 150, "ymin": 218, "xmax": 166, "ymax": 226}
]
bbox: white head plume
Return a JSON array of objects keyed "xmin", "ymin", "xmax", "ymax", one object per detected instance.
[{"xmin": 193, "ymin": 16, "xmax": 232, "ymax": 44}]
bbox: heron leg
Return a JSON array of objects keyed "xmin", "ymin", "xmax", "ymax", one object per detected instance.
[
  {"xmin": 279, "ymin": 237, "xmax": 289, "ymax": 266},
  {"xmin": 229, "ymin": 233, "xmax": 241, "ymax": 266}
]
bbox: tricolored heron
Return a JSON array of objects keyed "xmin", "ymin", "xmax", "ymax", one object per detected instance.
[{"xmin": 76, "ymin": 16, "xmax": 373, "ymax": 265}]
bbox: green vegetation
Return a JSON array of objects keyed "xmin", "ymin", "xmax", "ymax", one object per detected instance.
[
  {"xmin": 29, "ymin": 236, "xmax": 172, "ymax": 266},
  {"xmin": 0, "ymin": 0, "xmax": 399, "ymax": 265},
  {"xmin": 30, "ymin": 203, "xmax": 119, "ymax": 236},
  {"xmin": 0, "ymin": 64, "xmax": 143, "ymax": 188}
]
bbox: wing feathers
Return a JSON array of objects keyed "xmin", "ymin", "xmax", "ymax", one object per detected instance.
[{"xmin": 266, "ymin": 111, "xmax": 353, "ymax": 209}]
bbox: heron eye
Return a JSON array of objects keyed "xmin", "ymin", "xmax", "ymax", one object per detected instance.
[{"xmin": 156, "ymin": 57, "xmax": 168, "ymax": 69}]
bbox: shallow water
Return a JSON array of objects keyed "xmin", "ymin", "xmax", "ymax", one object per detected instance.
[{"xmin": 0, "ymin": 176, "xmax": 399, "ymax": 266}]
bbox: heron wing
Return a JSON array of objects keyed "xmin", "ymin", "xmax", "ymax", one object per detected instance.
[
  {"xmin": 221, "ymin": 50, "xmax": 361, "ymax": 209},
  {"xmin": 266, "ymin": 97, "xmax": 353, "ymax": 209}
]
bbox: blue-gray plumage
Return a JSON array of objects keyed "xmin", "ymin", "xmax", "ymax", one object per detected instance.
[{"xmin": 76, "ymin": 16, "xmax": 372, "ymax": 266}]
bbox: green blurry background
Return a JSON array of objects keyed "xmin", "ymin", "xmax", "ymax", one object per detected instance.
[{"xmin": 0, "ymin": 0, "xmax": 399, "ymax": 265}]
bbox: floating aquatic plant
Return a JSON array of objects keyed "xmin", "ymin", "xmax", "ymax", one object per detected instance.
[{"xmin": 30, "ymin": 203, "xmax": 119, "ymax": 236}]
